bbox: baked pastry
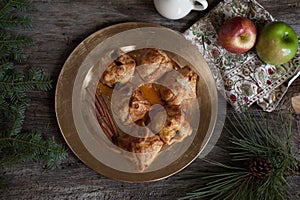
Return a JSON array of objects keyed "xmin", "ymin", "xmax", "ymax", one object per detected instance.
[
  {"xmin": 100, "ymin": 53, "xmax": 136, "ymax": 87},
  {"xmin": 155, "ymin": 65, "xmax": 198, "ymax": 105},
  {"xmin": 129, "ymin": 88, "xmax": 151, "ymax": 123},
  {"xmin": 110, "ymin": 83, "xmax": 134, "ymax": 126},
  {"xmin": 96, "ymin": 49, "xmax": 198, "ymax": 172},
  {"xmin": 177, "ymin": 66, "xmax": 198, "ymax": 95},
  {"xmin": 110, "ymin": 84, "xmax": 152, "ymax": 129},
  {"xmin": 157, "ymin": 105, "xmax": 192, "ymax": 145},
  {"xmin": 134, "ymin": 48, "xmax": 173, "ymax": 82},
  {"xmin": 116, "ymin": 134, "xmax": 164, "ymax": 172}
]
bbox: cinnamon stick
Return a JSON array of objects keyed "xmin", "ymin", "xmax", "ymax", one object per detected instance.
[
  {"xmin": 95, "ymin": 107, "xmax": 114, "ymax": 141},
  {"xmin": 95, "ymin": 88, "xmax": 119, "ymax": 136}
]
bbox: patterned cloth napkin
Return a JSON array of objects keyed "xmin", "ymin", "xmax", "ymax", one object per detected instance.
[{"xmin": 184, "ymin": 0, "xmax": 300, "ymax": 112}]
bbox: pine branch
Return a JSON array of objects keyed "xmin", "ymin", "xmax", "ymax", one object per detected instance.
[{"xmin": 177, "ymin": 111, "xmax": 299, "ymax": 200}]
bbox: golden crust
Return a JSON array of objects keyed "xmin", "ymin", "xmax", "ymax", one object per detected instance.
[
  {"xmin": 100, "ymin": 54, "xmax": 136, "ymax": 87},
  {"xmin": 135, "ymin": 49, "xmax": 173, "ymax": 82},
  {"xmin": 98, "ymin": 48, "xmax": 198, "ymax": 171},
  {"xmin": 177, "ymin": 66, "xmax": 198, "ymax": 96},
  {"xmin": 129, "ymin": 88, "xmax": 151, "ymax": 123},
  {"xmin": 116, "ymin": 134, "xmax": 164, "ymax": 172}
]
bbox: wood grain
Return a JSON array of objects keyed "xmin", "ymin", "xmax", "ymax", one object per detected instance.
[
  {"xmin": 292, "ymin": 95, "xmax": 300, "ymax": 114},
  {"xmin": 1, "ymin": 0, "xmax": 299, "ymax": 199}
]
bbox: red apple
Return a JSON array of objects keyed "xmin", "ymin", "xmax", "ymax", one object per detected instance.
[{"xmin": 218, "ymin": 17, "xmax": 257, "ymax": 54}]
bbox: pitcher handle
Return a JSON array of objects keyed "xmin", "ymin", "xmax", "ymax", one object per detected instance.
[{"xmin": 193, "ymin": 0, "xmax": 208, "ymax": 11}]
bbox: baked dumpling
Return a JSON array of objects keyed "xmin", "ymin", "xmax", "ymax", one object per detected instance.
[
  {"xmin": 156, "ymin": 66, "xmax": 198, "ymax": 105},
  {"xmin": 156, "ymin": 105, "xmax": 191, "ymax": 145},
  {"xmin": 177, "ymin": 66, "xmax": 198, "ymax": 96},
  {"xmin": 129, "ymin": 88, "xmax": 151, "ymax": 123},
  {"xmin": 100, "ymin": 53, "xmax": 136, "ymax": 87},
  {"xmin": 110, "ymin": 84, "xmax": 152, "ymax": 135},
  {"xmin": 116, "ymin": 133, "xmax": 164, "ymax": 172},
  {"xmin": 134, "ymin": 49, "xmax": 173, "ymax": 82},
  {"xmin": 110, "ymin": 84, "xmax": 134, "ymax": 126}
]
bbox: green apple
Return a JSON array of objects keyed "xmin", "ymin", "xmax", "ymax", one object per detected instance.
[{"xmin": 256, "ymin": 21, "xmax": 298, "ymax": 65}]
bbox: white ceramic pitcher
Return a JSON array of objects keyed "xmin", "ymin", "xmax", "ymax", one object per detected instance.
[{"xmin": 154, "ymin": 0, "xmax": 208, "ymax": 20}]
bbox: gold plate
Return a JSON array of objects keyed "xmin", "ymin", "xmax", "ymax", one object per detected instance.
[{"xmin": 55, "ymin": 22, "xmax": 218, "ymax": 182}]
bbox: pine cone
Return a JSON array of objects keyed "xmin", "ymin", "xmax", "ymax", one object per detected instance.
[{"xmin": 246, "ymin": 157, "xmax": 272, "ymax": 179}]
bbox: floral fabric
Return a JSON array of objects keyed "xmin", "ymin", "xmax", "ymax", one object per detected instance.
[{"xmin": 184, "ymin": 0, "xmax": 300, "ymax": 112}]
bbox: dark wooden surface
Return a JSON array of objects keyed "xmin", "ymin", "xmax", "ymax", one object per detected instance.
[{"xmin": 1, "ymin": 0, "xmax": 300, "ymax": 199}]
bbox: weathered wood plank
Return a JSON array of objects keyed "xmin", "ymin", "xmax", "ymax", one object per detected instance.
[{"xmin": 1, "ymin": 0, "xmax": 299, "ymax": 199}]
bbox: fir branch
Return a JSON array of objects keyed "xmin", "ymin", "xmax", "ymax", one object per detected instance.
[
  {"xmin": 0, "ymin": 1, "xmax": 14, "ymax": 16},
  {"xmin": 0, "ymin": 62, "xmax": 13, "ymax": 72},
  {"xmin": 0, "ymin": 177, "xmax": 6, "ymax": 191},
  {"xmin": 7, "ymin": 0, "xmax": 32, "ymax": 12},
  {"xmin": 0, "ymin": 68, "xmax": 51, "ymax": 136},
  {"xmin": 0, "ymin": 0, "xmax": 66, "ymax": 190},
  {"xmin": 7, "ymin": 102, "xmax": 27, "ymax": 135},
  {"xmin": 0, "ymin": 68, "xmax": 52, "ymax": 92},
  {"xmin": 0, "ymin": 30, "xmax": 33, "ymax": 62},
  {"xmin": 0, "ymin": 131, "xmax": 67, "ymax": 169},
  {"xmin": 0, "ymin": 0, "xmax": 32, "ymax": 29},
  {"xmin": 0, "ymin": 30, "xmax": 33, "ymax": 45},
  {"xmin": 0, "ymin": 15, "xmax": 31, "ymax": 29}
]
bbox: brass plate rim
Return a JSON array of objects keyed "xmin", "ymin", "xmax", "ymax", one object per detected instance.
[{"xmin": 55, "ymin": 22, "xmax": 218, "ymax": 182}]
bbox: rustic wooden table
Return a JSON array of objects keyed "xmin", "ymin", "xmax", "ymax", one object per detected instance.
[{"xmin": 1, "ymin": 0, "xmax": 299, "ymax": 199}]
